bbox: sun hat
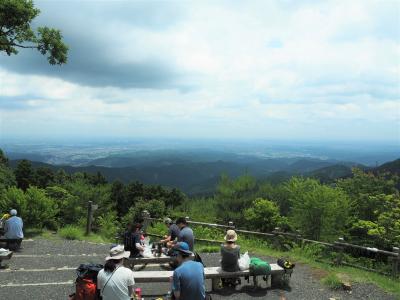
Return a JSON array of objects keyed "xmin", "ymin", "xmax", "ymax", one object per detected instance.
[
  {"xmin": 173, "ymin": 242, "xmax": 192, "ymax": 256},
  {"xmin": 10, "ymin": 209, "xmax": 17, "ymax": 216},
  {"xmin": 164, "ymin": 217, "xmax": 173, "ymax": 224},
  {"xmin": 105, "ymin": 245, "xmax": 130, "ymax": 261},
  {"xmin": 224, "ymin": 229, "xmax": 237, "ymax": 242}
]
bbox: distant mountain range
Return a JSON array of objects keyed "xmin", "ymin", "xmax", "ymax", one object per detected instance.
[
  {"xmin": 6, "ymin": 156, "xmax": 363, "ymax": 195},
  {"xmin": 6, "ymin": 146, "xmax": 399, "ymax": 195}
]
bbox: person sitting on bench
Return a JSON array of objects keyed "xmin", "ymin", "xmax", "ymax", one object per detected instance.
[
  {"xmin": 160, "ymin": 217, "xmax": 180, "ymax": 248},
  {"xmin": 220, "ymin": 229, "xmax": 241, "ymax": 287},
  {"xmin": 124, "ymin": 223, "xmax": 145, "ymax": 258},
  {"xmin": 175, "ymin": 217, "xmax": 194, "ymax": 251},
  {"xmin": 4, "ymin": 209, "xmax": 23, "ymax": 251}
]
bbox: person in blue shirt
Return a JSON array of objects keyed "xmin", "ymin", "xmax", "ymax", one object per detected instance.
[
  {"xmin": 176, "ymin": 217, "xmax": 194, "ymax": 251},
  {"xmin": 172, "ymin": 242, "xmax": 205, "ymax": 300},
  {"xmin": 4, "ymin": 209, "xmax": 23, "ymax": 250}
]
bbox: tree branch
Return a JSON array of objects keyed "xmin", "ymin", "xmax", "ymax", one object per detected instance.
[{"xmin": 0, "ymin": 42, "xmax": 37, "ymax": 49}]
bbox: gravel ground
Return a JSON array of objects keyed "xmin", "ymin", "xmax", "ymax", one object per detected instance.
[{"xmin": 0, "ymin": 238, "xmax": 397, "ymax": 300}]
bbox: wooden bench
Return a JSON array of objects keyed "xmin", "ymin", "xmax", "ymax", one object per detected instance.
[
  {"xmin": 133, "ymin": 264, "xmax": 291, "ymax": 291},
  {"xmin": 0, "ymin": 250, "xmax": 13, "ymax": 269}
]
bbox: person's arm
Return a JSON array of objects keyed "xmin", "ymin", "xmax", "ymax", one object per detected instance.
[
  {"xmin": 162, "ymin": 236, "xmax": 173, "ymax": 244},
  {"xmin": 97, "ymin": 271, "xmax": 103, "ymax": 292}
]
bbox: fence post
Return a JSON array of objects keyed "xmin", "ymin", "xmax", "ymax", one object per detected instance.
[
  {"xmin": 295, "ymin": 230, "xmax": 302, "ymax": 247},
  {"xmin": 86, "ymin": 201, "xmax": 93, "ymax": 236},
  {"xmin": 228, "ymin": 221, "xmax": 235, "ymax": 229},
  {"xmin": 272, "ymin": 227, "xmax": 281, "ymax": 249},
  {"xmin": 141, "ymin": 210, "xmax": 151, "ymax": 232},
  {"xmin": 333, "ymin": 237, "xmax": 345, "ymax": 266},
  {"xmin": 392, "ymin": 247, "xmax": 399, "ymax": 278}
]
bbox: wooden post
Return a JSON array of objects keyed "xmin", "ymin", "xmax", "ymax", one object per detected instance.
[
  {"xmin": 141, "ymin": 210, "xmax": 151, "ymax": 232},
  {"xmin": 228, "ymin": 221, "xmax": 235, "ymax": 229},
  {"xmin": 296, "ymin": 230, "xmax": 302, "ymax": 246},
  {"xmin": 391, "ymin": 247, "xmax": 399, "ymax": 278},
  {"xmin": 334, "ymin": 237, "xmax": 345, "ymax": 266},
  {"xmin": 272, "ymin": 227, "xmax": 281, "ymax": 249},
  {"xmin": 86, "ymin": 201, "xmax": 93, "ymax": 236}
]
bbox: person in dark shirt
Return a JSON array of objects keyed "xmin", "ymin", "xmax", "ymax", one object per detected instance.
[
  {"xmin": 124, "ymin": 223, "xmax": 144, "ymax": 258},
  {"xmin": 160, "ymin": 217, "xmax": 180, "ymax": 248},
  {"xmin": 220, "ymin": 229, "xmax": 241, "ymax": 287}
]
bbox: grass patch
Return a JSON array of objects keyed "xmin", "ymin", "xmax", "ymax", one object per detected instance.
[
  {"xmin": 57, "ymin": 226, "xmax": 108, "ymax": 243},
  {"xmin": 59, "ymin": 225, "xmax": 83, "ymax": 240},
  {"xmin": 321, "ymin": 273, "xmax": 342, "ymax": 289},
  {"xmin": 196, "ymin": 244, "xmax": 220, "ymax": 253}
]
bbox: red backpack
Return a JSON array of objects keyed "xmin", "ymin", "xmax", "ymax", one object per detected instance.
[
  {"xmin": 74, "ymin": 278, "xmax": 98, "ymax": 300},
  {"xmin": 69, "ymin": 264, "xmax": 103, "ymax": 300}
]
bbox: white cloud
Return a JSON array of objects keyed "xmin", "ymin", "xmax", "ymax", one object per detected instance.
[{"xmin": 0, "ymin": 0, "xmax": 399, "ymax": 141}]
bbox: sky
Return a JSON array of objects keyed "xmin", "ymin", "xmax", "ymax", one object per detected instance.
[{"xmin": 0, "ymin": 0, "xmax": 399, "ymax": 143}]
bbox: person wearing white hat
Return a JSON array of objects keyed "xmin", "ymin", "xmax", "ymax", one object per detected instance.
[
  {"xmin": 97, "ymin": 245, "xmax": 135, "ymax": 300},
  {"xmin": 4, "ymin": 209, "xmax": 24, "ymax": 250}
]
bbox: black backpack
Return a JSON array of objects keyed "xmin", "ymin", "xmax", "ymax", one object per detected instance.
[
  {"xmin": 194, "ymin": 252, "xmax": 205, "ymax": 267},
  {"xmin": 76, "ymin": 263, "xmax": 104, "ymax": 280},
  {"xmin": 277, "ymin": 258, "xmax": 295, "ymax": 270}
]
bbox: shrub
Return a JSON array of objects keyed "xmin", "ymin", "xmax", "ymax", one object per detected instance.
[
  {"xmin": 244, "ymin": 198, "xmax": 285, "ymax": 232},
  {"xmin": 97, "ymin": 212, "xmax": 120, "ymax": 240},
  {"xmin": 0, "ymin": 186, "xmax": 27, "ymax": 215},
  {"xmin": 24, "ymin": 187, "xmax": 59, "ymax": 229}
]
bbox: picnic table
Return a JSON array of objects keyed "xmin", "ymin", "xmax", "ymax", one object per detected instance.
[{"xmin": 126, "ymin": 253, "xmax": 194, "ymax": 269}]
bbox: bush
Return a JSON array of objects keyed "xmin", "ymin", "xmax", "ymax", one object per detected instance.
[
  {"xmin": 59, "ymin": 225, "xmax": 83, "ymax": 240},
  {"xmin": 25, "ymin": 187, "xmax": 59, "ymax": 229},
  {"xmin": 244, "ymin": 198, "xmax": 285, "ymax": 232},
  {"xmin": 97, "ymin": 212, "xmax": 120, "ymax": 240},
  {"xmin": 122, "ymin": 199, "xmax": 165, "ymax": 225},
  {"xmin": 0, "ymin": 186, "xmax": 27, "ymax": 215}
]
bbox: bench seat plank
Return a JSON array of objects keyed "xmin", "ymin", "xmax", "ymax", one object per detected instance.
[
  {"xmin": 134, "ymin": 270, "xmax": 173, "ymax": 283},
  {"xmin": 204, "ymin": 265, "xmax": 284, "ymax": 278},
  {"xmin": 133, "ymin": 264, "xmax": 285, "ymax": 283}
]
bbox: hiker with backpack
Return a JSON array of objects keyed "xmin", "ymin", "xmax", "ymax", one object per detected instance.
[{"xmin": 97, "ymin": 245, "xmax": 136, "ymax": 300}]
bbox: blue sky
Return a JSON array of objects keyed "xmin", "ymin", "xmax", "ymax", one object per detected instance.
[{"xmin": 0, "ymin": 0, "xmax": 399, "ymax": 143}]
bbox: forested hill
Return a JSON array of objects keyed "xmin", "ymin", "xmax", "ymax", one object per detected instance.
[
  {"xmin": 7, "ymin": 157, "xmax": 367, "ymax": 195},
  {"xmin": 373, "ymin": 158, "xmax": 400, "ymax": 175},
  {"xmin": 9, "ymin": 157, "xmax": 399, "ymax": 195}
]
